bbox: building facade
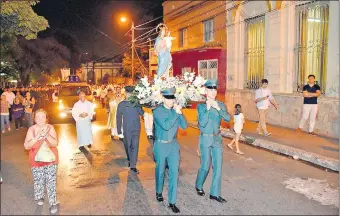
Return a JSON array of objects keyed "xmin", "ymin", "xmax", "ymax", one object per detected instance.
[
  {"xmin": 81, "ymin": 62, "xmax": 122, "ymax": 84},
  {"xmin": 226, "ymin": 1, "xmax": 339, "ymax": 138},
  {"xmin": 163, "ymin": 0, "xmax": 229, "ymax": 93}
]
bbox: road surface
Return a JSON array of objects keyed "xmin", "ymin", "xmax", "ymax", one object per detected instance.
[{"xmin": 1, "ymin": 109, "xmax": 339, "ymax": 215}]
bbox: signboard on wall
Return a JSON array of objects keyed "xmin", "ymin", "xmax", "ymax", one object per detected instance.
[{"xmin": 61, "ymin": 68, "xmax": 70, "ymax": 81}]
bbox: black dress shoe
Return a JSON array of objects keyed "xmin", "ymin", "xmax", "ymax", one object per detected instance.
[
  {"xmin": 156, "ymin": 193, "xmax": 163, "ymax": 202},
  {"xmin": 209, "ymin": 195, "xmax": 227, "ymax": 203},
  {"xmin": 147, "ymin": 135, "xmax": 154, "ymax": 139},
  {"xmin": 130, "ymin": 168, "xmax": 139, "ymax": 174},
  {"xmin": 88, "ymin": 144, "xmax": 92, "ymax": 148},
  {"xmin": 79, "ymin": 146, "xmax": 85, "ymax": 150},
  {"xmin": 168, "ymin": 203, "xmax": 180, "ymax": 213},
  {"xmin": 196, "ymin": 188, "xmax": 205, "ymax": 196}
]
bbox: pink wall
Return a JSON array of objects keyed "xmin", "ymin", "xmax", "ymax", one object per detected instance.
[{"xmin": 172, "ymin": 48, "xmax": 226, "ymax": 93}]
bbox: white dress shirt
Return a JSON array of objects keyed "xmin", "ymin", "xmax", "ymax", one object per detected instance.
[{"xmin": 255, "ymin": 87, "xmax": 273, "ymax": 109}]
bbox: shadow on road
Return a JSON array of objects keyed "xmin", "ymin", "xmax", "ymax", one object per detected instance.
[
  {"xmin": 122, "ymin": 172, "xmax": 153, "ymax": 215},
  {"xmin": 80, "ymin": 148, "xmax": 93, "ymax": 164}
]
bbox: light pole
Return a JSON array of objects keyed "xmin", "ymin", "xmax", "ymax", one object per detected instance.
[
  {"xmin": 131, "ymin": 21, "xmax": 135, "ymax": 83},
  {"xmin": 121, "ymin": 17, "xmax": 135, "ymax": 83}
]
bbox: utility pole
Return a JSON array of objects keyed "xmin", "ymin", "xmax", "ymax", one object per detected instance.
[
  {"xmin": 148, "ymin": 38, "xmax": 152, "ymax": 77},
  {"xmin": 131, "ymin": 22, "xmax": 135, "ymax": 83}
]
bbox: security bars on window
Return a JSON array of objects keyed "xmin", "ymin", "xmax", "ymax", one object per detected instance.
[{"xmin": 244, "ymin": 15, "xmax": 265, "ymax": 90}]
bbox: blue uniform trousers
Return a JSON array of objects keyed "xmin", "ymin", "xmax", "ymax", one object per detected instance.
[
  {"xmin": 153, "ymin": 140, "xmax": 180, "ymax": 204},
  {"xmin": 195, "ymin": 135, "xmax": 223, "ymax": 197}
]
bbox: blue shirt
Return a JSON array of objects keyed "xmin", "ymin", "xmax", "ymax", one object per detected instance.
[
  {"xmin": 153, "ymin": 105, "xmax": 188, "ymax": 142},
  {"xmin": 197, "ymin": 101, "xmax": 231, "ymax": 134},
  {"xmin": 303, "ymin": 84, "xmax": 320, "ymax": 104}
]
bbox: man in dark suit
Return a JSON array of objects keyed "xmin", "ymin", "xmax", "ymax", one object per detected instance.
[{"xmin": 116, "ymin": 86, "xmax": 144, "ymax": 174}]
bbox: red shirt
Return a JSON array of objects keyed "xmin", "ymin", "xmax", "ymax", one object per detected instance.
[{"xmin": 27, "ymin": 125, "xmax": 59, "ymax": 167}]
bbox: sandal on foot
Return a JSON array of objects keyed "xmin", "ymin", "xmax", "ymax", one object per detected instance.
[
  {"xmin": 50, "ymin": 204, "xmax": 59, "ymax": 214},
  {"xmin": 236, "ymin": 151, "xmax": 244, "ymax": 155},
  {"xmin": 37, "ymin": 198, "xmax": 44, "ymax": 206}
]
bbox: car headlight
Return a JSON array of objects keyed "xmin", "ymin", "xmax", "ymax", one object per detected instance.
[
  {"xmin": 59, "ymin": 103, "xmax": 64, "ymax": 110},
  {"xmin": 60, "ymin": 113, "xmax": 67, "ymax": 118}
]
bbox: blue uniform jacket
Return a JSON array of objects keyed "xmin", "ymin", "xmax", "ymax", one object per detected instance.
[
  {"xmin": 197, "ymin": 100, "xmax": 231, "ymax": 147},
  {"xmin": 153, "ymin": 105, "xmax": 188, "ymax": 143}
]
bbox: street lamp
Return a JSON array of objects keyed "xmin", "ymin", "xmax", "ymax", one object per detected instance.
[
  {"xmin": 120, "ymin": 16, "xmax": 135, "ymax": 83},
  {"xmin": 120, "ymin": 17, "xmax": 127, "ymax": 23}
]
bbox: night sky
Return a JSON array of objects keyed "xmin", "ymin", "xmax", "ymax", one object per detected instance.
[{"xmin": 33, "ymin": 0, "xmax": 164, "ymax": 60}]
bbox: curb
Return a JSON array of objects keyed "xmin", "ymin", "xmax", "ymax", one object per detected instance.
[{"xmin": 189, "ymin": 124, "xmax": 339, "ymax": 172}]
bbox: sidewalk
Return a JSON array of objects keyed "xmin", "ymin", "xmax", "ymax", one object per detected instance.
[{"xmin": 182, "ymin": 109, "xmax": 339, "ymax": 172}]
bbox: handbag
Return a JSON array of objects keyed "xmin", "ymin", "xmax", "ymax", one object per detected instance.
[{"xmin": 35, "ymin": 141, "xmax": 56, "ymax": 162}]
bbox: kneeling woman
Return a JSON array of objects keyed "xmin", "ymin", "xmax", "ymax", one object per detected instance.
[{"xmin": 24, "ymin": 109, "xmax": 59, "ymax": 214}]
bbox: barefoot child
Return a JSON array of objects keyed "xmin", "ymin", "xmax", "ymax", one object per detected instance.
[{"xmin": 228, "ymin": 104, "xmax": 245, "ymax": 155}]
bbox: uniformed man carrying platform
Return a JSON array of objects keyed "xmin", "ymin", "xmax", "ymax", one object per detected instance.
[
  {"xmin": 153, "ymin": 87, "xmax": 188, "ymax": 213},
  {"xmin": 195, "ymin": 79, "xmax": 231, "ymax": 203},
  {"xmin": 116, "ymin": 86, "xmax": 144, "ymax": 174}
]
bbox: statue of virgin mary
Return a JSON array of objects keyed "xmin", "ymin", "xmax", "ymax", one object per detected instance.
[{"xmin": 154, "ymin": 24, "xmax": 175, "ymax": 78}]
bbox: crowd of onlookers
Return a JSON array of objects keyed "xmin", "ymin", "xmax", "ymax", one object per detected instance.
[
  {"xmin": 0, "ymin": 86, "xmax": 59, "ymax": 133},
  {"xmin": 0, "ymin": 83, "xmax": 127, "ymax": 133}
]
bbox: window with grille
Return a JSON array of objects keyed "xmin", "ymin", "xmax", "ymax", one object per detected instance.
[
  {"xmin": 294, "ymin": 2, "xmax": 329, "ymax": 93},
  {"xmin": 198, "ymin": 59, "xmax": 218, "ymax": 80},
  {"xmin": 179, "ymin": 28, "xmax": 188, "ymax": 47},
  {"xmin": 203, "ymin": 19, "xmax": 214, "ymax": 42},
  {"xmin": 244, "ymin": 15, "xmax": 265, "ymax": 89}
]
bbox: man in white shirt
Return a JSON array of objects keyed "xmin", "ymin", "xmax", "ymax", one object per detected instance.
[
  {"xmin": 100, "ymin": 85, "xmax": 107, "ymax": 108},
  {"xmin": 255, "ymin": 79, "xmax": 279, "ymax": 136},
  {"xmin": 2, "ymin": 88, "xmax": 16, "ymax": 122},
  {"xmin": 72, "ymin": 91, "xmax": 94, "ymax": 150}
]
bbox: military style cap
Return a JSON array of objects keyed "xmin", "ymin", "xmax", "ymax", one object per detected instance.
[
  {"xmin": 204, "ymin": 79, "xmax": 218, "ymax": 89},
  {"xmin": 161, "ymin": 87, "xmax": 176, "ymax": 99},
  {"xmin": 124, "ymin": 85, "xmax": 135, "ymax": 93}
]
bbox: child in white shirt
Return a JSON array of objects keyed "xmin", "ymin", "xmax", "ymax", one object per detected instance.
[{"xmin": 227, "ymin": 104, "xmax": 245, "ymax": 155}]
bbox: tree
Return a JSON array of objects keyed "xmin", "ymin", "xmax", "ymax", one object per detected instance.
[
  {"xmin": 121, "ymin": 49, "xmax": 148, "ymax": 78},
  {"xmin": 0, "ymin": 0, "xmax": 49, "ymax": 40},
  {"xmin": 0, "ymin": 0, "xmax": 49, "ymax": 84},
  {"xmin": 51, "ymin": 29, "xmax": 81, "ymax": 69},
  {"xmin": 14, "ymin": 37, "xmax": 71, "ymax": 86}
]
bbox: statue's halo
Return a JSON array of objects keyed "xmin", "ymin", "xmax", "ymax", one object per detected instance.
[{"xmin": 156, "ymin": 23, "xmax": 168, "ymax": 33}]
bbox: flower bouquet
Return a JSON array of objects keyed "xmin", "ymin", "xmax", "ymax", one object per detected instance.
[{"xmin": 129, "ymin": 72, "xmax": 207, "ymax": 108}]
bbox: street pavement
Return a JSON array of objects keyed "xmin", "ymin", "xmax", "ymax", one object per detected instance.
[{"xmin": 1, "ymin": 108, "xmax": 339, "ymax": 215}]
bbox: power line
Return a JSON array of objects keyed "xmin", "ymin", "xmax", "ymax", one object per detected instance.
[
  {"xmin": 92, "ymin": 41, "xmax": 131, "ymax": 62},
  {"xmin": 59, "ymin": 2, "xmax": 122, "ymax": 45},
  {"xmin": 93, "ymin": 43, "xmax": 131, "ymax": 62},
  {"xmin": 131, "ymin": 1, "xmax": 247, "ymax": 47},
  {"xmin": 134, "ymin": 47, "xmax": 149, "ymax": 75},
  {"xmin": 135, "ymin": 16, "xmax": 163, "ymax": 28}
]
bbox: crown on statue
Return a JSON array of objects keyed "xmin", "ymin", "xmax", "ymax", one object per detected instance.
[{"xmin": 156, "ymin": 23, "xmax": 168, "ymax": 33}]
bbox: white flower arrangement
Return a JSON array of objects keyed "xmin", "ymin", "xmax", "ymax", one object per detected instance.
[{"xmin": 131, "ymin": 72, "xmax": 207, "ymax": 108}]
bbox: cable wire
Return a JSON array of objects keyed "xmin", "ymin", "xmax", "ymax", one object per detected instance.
[
  {"xmin": 134, "ymin": 47, "xmax": 149, "ymax": 75},
  {"xmin": 59, "ymin": 2, "xmax": 122, "ymax": 45}
]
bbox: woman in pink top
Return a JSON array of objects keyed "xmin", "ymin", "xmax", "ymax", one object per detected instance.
[{"xmin": 24, "ymin": 109, "xmax": 59, "ymax": 214}]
